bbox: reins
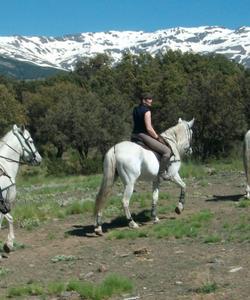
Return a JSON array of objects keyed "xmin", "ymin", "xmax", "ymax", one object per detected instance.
[{"xmin": 0, "ymin": 154, "xmax": 26, "ymax": 165}]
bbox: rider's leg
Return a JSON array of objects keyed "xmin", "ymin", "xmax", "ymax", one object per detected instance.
[
  {"xmin": 138, "ymin": 133, "xmax": 172, "ymax": 180},
  {"xmin": 158, "ymin": 153, "xmax": 171, "ymax": 180}
]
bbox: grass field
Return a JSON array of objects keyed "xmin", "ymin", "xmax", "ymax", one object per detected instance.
[{"xmin": 0, "ymin": 157, "xmax": 249, "ymax": 299}]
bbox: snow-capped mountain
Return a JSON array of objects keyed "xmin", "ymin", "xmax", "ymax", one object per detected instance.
[{"xmin": 0, "ymin": 26, "xmax": 250, "ymax": 73}]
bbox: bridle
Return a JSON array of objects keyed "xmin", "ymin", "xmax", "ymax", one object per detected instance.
[
  {"xmin": 13, "ymin": 129, "xmax": 39, "ymax": 164},
  {"xmin": 0, "ymin": 128, "xmax": 39, "ymax": 210},
  {"xmin": 0, "ymin": 129, "xmax": 38, "ymax": 165}
]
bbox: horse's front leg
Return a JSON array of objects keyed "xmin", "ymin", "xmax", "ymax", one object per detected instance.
[
  {"xmin": 0, "ymin": 213, "xmax": 4, "ymax": 259},
  {"xmin": 0, "ymin": 212, "xmax": 4, "ymax": 229},
  {"xmin": 151, "ymin": 180, "xmax": 160, "ymax": 223},
  {"xmin": 171, "ymin": 173, "xmax": 186, "ymax": 214},
  {"xmin": 3, "ymin": 213, "xmax": 15, "ymax": 253}
]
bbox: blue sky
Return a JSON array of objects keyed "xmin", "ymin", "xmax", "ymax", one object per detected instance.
[{"xmin": 1, "ymin": 0, "xmax": 250, "ymax": 36}]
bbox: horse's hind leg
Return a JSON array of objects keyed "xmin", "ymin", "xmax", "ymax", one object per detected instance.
[
  {"xmin": 151, "ymin": 180, "xmax": 160, "ymax": 223},
  {"xmin": 3, "ymin": 213, "xmax": 15, "ymax": 253},
  {"xmin": 122, "ymin": 183, "xmax": 139, "ymax": 228}
]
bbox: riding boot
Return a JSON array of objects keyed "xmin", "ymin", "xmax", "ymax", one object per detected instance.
[{"xmin": 158, "ymin": 154, "xmax": 170, "ymax": 181}]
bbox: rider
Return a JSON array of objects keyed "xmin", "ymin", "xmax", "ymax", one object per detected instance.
[{"xmin": 131, "ymin": 92, "xmax": 172, "ymax": 180}]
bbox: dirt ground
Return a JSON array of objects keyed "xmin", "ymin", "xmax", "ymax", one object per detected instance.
[{"xmin": 1, "ymin": 170, "xmax": 250, "ymax": 300}]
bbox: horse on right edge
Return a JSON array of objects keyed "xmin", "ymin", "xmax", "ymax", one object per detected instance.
[{"xmin": 243, "ymin": 130, "xmax": 250, "ymax": 199}]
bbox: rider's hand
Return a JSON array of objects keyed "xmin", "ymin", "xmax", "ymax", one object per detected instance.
[{"xmin": 157, "ymin": 136, "xmax": 165, "ymax": 144}]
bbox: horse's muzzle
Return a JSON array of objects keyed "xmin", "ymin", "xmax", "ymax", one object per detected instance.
[
  {"xmin": 30, "ymin": 154, "xmax": 42, "ymax": 166},
  {"xmin": 32, "ymin": 158, "xmax": 42, "ymax": 166},
  {"xmin": 185, "ymin": 147, "xmax": 192, "ymax": 155}
]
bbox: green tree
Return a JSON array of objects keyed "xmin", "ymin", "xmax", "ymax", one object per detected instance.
[
  {"xmin": 187, "ymin": 65, "xmax": 246, "ymax": 159},
  {"xmin": 0, "ymin": 84, "xmax": 26, "ymax": 135}
]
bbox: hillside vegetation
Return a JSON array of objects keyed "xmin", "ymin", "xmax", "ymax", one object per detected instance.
[{"xmin": 0, "ymin": 51, "xmax": 250, "ymax": 175}]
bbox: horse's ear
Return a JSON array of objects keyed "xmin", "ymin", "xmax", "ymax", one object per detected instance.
[
  {"xmin": 188, "ymin": 118, "xmax": 195, "ymax": 128},
  {"xmin": 20, "ymin": 124, "xmax": 25, "ymax": 132},
  {"xmin": 13, "ymin": 124, "xmax": 25, "ymax": 133},
  {"xmin": 13, "ymin": 124, "xmax": 18, "ymax": 131},
  {"xmin": 178, "ymin": 118, "xmax": 182, "ymax": 123}
]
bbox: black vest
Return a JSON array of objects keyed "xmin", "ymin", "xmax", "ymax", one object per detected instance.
[{"xmin": 132, "ymin": 104, "xmax": 150, "ymax": 134}]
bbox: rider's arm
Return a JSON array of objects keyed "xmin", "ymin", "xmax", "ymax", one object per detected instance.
[{"xmin": 144, "ymin": 111, "xmax": 159, "ymax": 139}]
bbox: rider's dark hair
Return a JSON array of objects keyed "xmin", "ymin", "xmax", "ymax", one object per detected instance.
[{"xmin": 141, "ymin": 92, "xmax": 153, "ymax": 100}]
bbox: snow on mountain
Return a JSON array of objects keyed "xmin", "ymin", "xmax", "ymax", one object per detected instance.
[{"xmin": 0, "ymin": 26, "xmax": 250, "ymax": 71}]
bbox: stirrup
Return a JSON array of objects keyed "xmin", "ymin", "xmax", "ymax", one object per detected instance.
[{"xmin": 158, "ymin": 171, "xmax": 170, "ymax": 181}]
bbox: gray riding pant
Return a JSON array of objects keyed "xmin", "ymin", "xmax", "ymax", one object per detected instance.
[{"xmin": 132, "ymin": 133, "xmax": 172, "ymax": 159}]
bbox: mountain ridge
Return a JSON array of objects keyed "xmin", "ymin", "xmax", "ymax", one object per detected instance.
[{"xmin": 0, "ymin": 26, "xmax": 249, "ymax": 79}]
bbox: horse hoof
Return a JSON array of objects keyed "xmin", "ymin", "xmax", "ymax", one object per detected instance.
[
  {"xmin": 175, "ymin": 207, "xmax": 181, "ymax": 214},
  {"xmin": 3, "ymin": 243, "xmax": 11, "ymax": 253},
  {"xmin": 153, "ymin": 217, "xmax": 160, "ymax": 224},
  {"xmin": 129, "ymin": 220, "xmax": 139, "ymax": 229},
  {"xmin": 175, "ymin": 203, "xmax": 184, "ymax": 215},
  {"xmin": 94, "ymin": 226, "xmax": 103, "ymax": 236}
]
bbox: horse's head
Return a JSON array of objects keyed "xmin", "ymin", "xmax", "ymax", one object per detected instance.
[
  {"xmin": 161, "ymin": 118, "xmax": 194, "ymax": 160},
  {"xmin": 12, "ymin": 125, "xmax": 42, "ymax": 165},
  {"xmin": 177, "ymin": 118, "xmax": 194, "ymax": 156}
]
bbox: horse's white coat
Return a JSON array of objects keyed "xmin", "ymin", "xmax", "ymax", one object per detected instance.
[
  {"xmin": 94, "ymin": 118, "xmax": 194, "ymax": 235},
  {"xmin": 0, "ymin": 125, "xmax": 42, "ymax": 253}
]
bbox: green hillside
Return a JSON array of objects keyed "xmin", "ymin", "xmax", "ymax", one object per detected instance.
[{"xmin": 0, "ymin": 56, "xmax": 67, "ymax": 79}]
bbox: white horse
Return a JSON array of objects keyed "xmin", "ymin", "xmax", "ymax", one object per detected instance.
[
  {"xmin": 0, "ymin": 125, "xmax": 42, "ymax": 253},
  {"xmin": 243, "ymin": 130, "xmax": 250, "ymax": 199},
  {"xmin": 94, "ymin": 118, "xmax": 194, "ymax": 235}
]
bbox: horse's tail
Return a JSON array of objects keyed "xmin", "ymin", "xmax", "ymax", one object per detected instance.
[
  {"xmin": 243, "ymin": 131, "xmax": 250, "ymax": 184},
  {"xmin": 94, "ymin": 146, "xmax": 117, "ymax": 215}
]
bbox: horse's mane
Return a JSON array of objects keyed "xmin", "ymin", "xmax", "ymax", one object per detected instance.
[
  {"xmin": 161, "ymin": 121, "xmax": 189, "ymax": 160},
  {"xmin": 162, "ymin": 122, "xmax": 186, "ymax": 143},
  {"xmin": 0, "ymin": 130, "xmax": 13, "ymax": 149}
]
